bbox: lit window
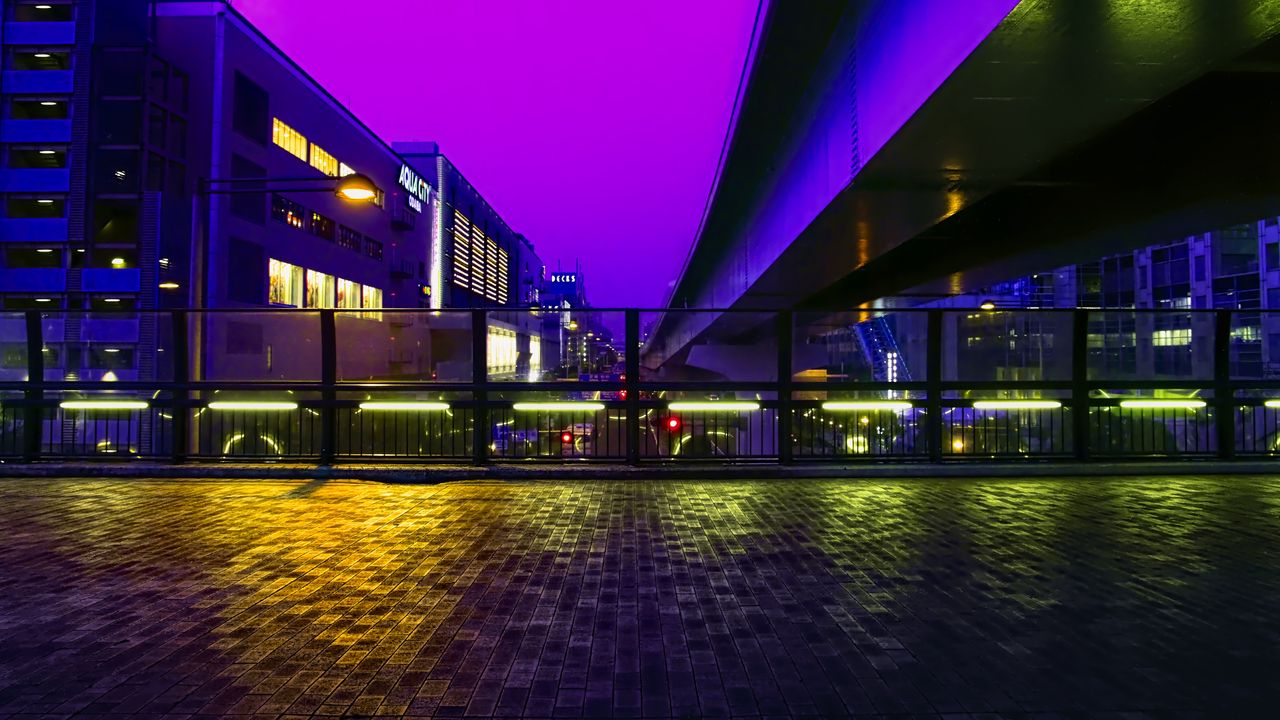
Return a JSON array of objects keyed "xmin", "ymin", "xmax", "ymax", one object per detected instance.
[
  {"xmin": 271, "ymin": 118, "xmax": 307, "ymax": 161},
  {"xmin": 268, "ymin": 258, "xmax": 303, "ymax": 307},
  {"xmin": 487, "ymin": 325, "xmax": 517, "ymax": 376},
  {"xmin": 529, "ymin": 335, "xmax": 541, "ymax": 380},
  {"xmin": 309, "ymin": 143, "xmax": 338, "ymax": 176},
  {"xmin": 271, "ymin": 194, "xmax": 305, "ymax": 229},
  {"xmin": 1152, "ymin": 329, "xmax": 1192, "ymax": 346},
  {"xmin": 339, "ymin": 162, "xmax": 355, "ymax": 177},
  {"xmin": 336, "ymin": 277, "xmax": 360, "ymax": 309},
  {"xmin": 361, "ymin": 285, "xmax": 382, "ymax": 321},
  {"xmin": 310, "ymin": 212, "xmax": 335, "ymax": 241},
  {"xmin": 305, "ymin": 269, "xmax": 334, "ymax": 308},
  {"xmin": 452, "ymin": 210, "xmax": 471, "ymax": 290}
]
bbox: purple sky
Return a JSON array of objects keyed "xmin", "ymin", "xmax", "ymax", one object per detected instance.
[{"xmin": 236, "ymin": 0, "xmax": 760, "ymax": 308}]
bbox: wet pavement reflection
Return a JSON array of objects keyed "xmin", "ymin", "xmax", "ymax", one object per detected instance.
[{"xmin": 0, "ymin": 476, "xmax": 1277, "ymax": 717}]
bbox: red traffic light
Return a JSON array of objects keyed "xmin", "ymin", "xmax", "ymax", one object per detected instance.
[
  {"xmin": 560, "ymin": 431, "xmax": 573, "ymax": 444},
  {"xmin": 666, "ymin": 417, "xmax": 681, "ymax": 432}
]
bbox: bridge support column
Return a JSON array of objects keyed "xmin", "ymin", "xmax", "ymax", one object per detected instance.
[
  {"xmin": 777, "ymin": 312, "xmax": 793, "ymax": 464},
  {"xmin": 1215, "ymin": 310, "xmax": 1235, "ymax": 460}
]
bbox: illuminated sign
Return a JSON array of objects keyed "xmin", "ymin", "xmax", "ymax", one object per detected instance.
[
  {"xmin": 397, "ymin": 164, "xmax": 431, "ymax": 213},
  {"xmin": 549, "ymin": 273, "xmax": 576, "ymax": 284}
]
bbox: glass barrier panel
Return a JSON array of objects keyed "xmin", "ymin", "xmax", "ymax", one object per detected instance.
[
  {"xmin": 639, "ymin": 310, "xmax": 778, "ymax": 382},
  {"xmin": 336, "ymin": 309, "xmax": 473, "ymax": 383},
  {"xmin": 942, "ymin": 310, "xmax": 1073, "ymax": 382},
  {"xmin": 1230, "ymin": 310, "xmax": 1272, "ymax": 380},
  {"xmin": 193, "ymin": 311, "xmax": 321, "ymax": 382},
  {"xmin": 486, "ymin": 309, "xmax": 624, "ymax": 383},
  {"xmin": 792, "ymin": 310, "xmax": 929, "ymax": 385},
  {"xmin": 0, "ymin": 313, "xmax": 28, "ymax": 383},
  {"xmin": 1086, "ymin": 311, "xmax": 1213, "ymax": 383}
]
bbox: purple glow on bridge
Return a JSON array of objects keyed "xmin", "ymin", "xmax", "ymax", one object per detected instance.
[{"xmin": 856, "ymin": 0, "xmax": 1021, "ymax": 164}]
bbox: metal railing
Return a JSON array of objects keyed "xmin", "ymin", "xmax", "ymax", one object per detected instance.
[{"xmin": 2, "ymin": 307, "xmax": 1279, "ymax": 464}]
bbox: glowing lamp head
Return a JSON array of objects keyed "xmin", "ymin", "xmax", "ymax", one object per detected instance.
[
  {"xmin": 158, "ymin": 281, "xmax": 180, "ymax": 290},
  {"xmin": 110, "ymin": 257, "xmax": 125, "ymax": 267},
  {"xmin": 335, "ymin": 173, "xmax": 378, "ymax": 202},
  {"xmin": 979, "ymin": 300, "xmax": 997, "ymax": 310}
]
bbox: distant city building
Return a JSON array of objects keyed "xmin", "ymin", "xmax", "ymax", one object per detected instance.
[
  {"xmin": 0, "ymin": 0, "xmax": 557, "ymax": 384},
  {"xmin": 836, "ymin": 221, "xmax": 1280, "ymax": 388}
]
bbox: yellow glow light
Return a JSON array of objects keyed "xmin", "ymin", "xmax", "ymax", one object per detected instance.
[
  {"xmin": 1118, "ymin": 400, "xmax": 1206, "ymax": 410},
  {"xmin": 60, "ymin": 400, "xmax": 148, "ymax": 411},
  {"xmin": 359, "ymin": 401, "xmax": 451, "ymax": 411},
  {"xmin": 822, "ymin": 401, "xmax": 913, "ymax": 412},
  {"xmin": 512, "ymin": 402, "xmax": 605, "ymax": 412},
  {"xmin": 667, "ymin": 401, "xmax": 761, "ymax": 412},
  {"xmin": 972, "ymin": 400, "xmax": 1063, "ymax": 410},
  {"xmin": 207, "ymin": 401, "xmax": 298, "ymax": 411}
]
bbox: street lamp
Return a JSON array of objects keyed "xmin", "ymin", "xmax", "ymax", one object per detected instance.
[{"xmin": 192, "ymin": 173, "xmax": 380, "ymax": 308}]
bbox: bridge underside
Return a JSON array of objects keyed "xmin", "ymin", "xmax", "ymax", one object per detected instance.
[{"xmin": 649, "ymin": 0, "xmax": 1280, "ymax": 372}]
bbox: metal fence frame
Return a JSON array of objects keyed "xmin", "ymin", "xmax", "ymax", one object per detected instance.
[{"xmin": 2, "ymin": 307, "xmax": 1277, "ymax": 464}]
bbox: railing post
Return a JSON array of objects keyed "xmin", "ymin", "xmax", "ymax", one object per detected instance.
[
  {"xmin": 1214, "ymin": 309, "xmax": 1235, "ymax": 460},
  {"xmin": 23, "ymin": 311, "xmax": 43, "ymax": 461},
  {"xmin": 777, "ymin": 311, "xmax": 793, "ymax": 464},
  {"xmin": 171, "ymin": 311, "xmax": 189, "ymax": 463},
  {"xmin": 625, "ymin": 309, "xmax": 640, "ymax": 465},
  {"xmin": 320, "ymin": 309, "xmax": 337, "ymax": 464},
  {"xmin": 926, "ymin": 309, "xmax": 943, "ymax": 463},
  {"xmin": 472, "ymin": 309, "xmax": 488, "ymax": 465},
  {"xmin": 1072, "ymin": 309, "xmax": 1090, "ymax": 461}
]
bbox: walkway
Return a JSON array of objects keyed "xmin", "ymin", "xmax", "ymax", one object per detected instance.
[{"xmin": 0, "ymin": 476, "xmax": 1276, "ymax": 717}]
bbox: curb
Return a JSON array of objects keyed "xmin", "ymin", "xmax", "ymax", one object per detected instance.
[{"xmin": 0, "ymin": 460, "xmax": 1276, "ymax": 482}]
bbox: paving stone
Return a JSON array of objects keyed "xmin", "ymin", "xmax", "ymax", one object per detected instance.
[{"xmin": 0, "ymin": 476, "xmax": 1278, "ymax": 718}]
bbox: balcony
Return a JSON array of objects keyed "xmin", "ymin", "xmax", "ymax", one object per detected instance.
[
  {"xmin": 2, "ymin": 21, "xmax": 75, "ymax": 44},
  {"xmin": 81, "ymin": 269, "xmax": 141, "ymax": 293},
  {"xmin": 390, "ymin": 258, "xmax": 415, "ymax": 279},
  {"xmin": 0, "ymin": 120, "xmax": 72, "ymax": 144},
  {"xmin": 0, "ymin": 268, "xmax": 65, "ymax": 292},
  {"xmin": 0, "ymin": 168, "xmax": 70, "ymax": 193},
  {"xmin": 0, "ymin": 70, "xmax": 73, "ymax": 94},
  {"xmin": 0, "ymin": 218, "xmax": 68, "ymax": 243}
]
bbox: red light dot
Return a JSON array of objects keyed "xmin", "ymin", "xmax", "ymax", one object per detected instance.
[
  {"xmin": 561, "ymin": 432, "xmax": 573, "ymax": 444},
  {"xmin": 667, "ymin": 417, "xmax": 681, "ymax": 431}
]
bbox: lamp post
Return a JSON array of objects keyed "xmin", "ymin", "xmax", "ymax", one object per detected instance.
[
  {"xmin": 190, "ymin": 173, "xmax": 378, "ymax": 308},
  {"xmin": 183, "ymin": 173, "xmax": 379, "ymax": 462}
]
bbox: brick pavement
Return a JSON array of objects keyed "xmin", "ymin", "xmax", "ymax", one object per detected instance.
[{"xmin": 0, "ymin": 476, "xmax": 1277, "ymax": 718}]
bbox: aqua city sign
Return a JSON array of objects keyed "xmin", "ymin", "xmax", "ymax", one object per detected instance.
[{"xmin": 398, "ymin": 164, "xmax": 431, "ymax": 213}]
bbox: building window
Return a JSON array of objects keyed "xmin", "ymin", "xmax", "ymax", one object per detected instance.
[
  {"xmin": 11, "ymin": 2, "xmax": 74, "ymax": 22},
  {"xmin": 309, "ymin": 143, "xmax": 338, "ymax": 176},
  {"xmin": 271, "ymin": 118, "xmax": 307, "ymax": 161},
  {"xmin": 10, "ymin": 98, "xmax": 68, "ymax": 119},
  {"xmin": 487, "ymin": 326, "xmax": 517, "ymax": 375},
  {"xmin": 339, "ymin": 162, "xmax": 355, "ymax": 177},
  {"xmin": 1152, "ymin": 329, "xmax": 1192, "ymax": 346},
  {"xmin": 310, "ymin": 212, "xmax": 335, "ymax": 241},
  {"xmin": 8, "ymin": 49, "xmax": 71, "ymax": 71},
  {"xmin": 7, "ymin": 146, "xmax": 67, "ymax": 168},
  {"xmin": 363, "ymin": 237, "xmax": 383, "ymax": 261},
  {"xmin": 1267, "ymin": 243, "xmax": 1279, "ymax": 271},
  {"xmin": 231, "ymin": 73, "xmax": 268, "ymax": 143},
  {"xmin": 336, "ymin": 277, "xmax": 361, "ymax": 309},
  {"xmin": 6, "ymin": 197, "xmax": 65, "ymax": 218},
  {"xmin": 271, "ymin": 194, "xmax": 305, "ymax": 229},
  {"xmin": 337, "ymin": 225, "xmax": 361, "ymax": 251},
  {"xmin": 268, "ymin": 258, "xmax": 303, "ymax": 307},
  {"xmin": 452, "ymin": 210, "xmax": 471, "ymax": 291},
  {"xmin": 305, "ymin": 269, "xmax": 334, "ymax": 308},
  {"xmin": 229, "ymin": 154, "xmax": 266, "ymax": 224},
  {"xmin": 361, "ymin": 286, "xmax": 383, "ymax": 320}
]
